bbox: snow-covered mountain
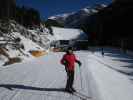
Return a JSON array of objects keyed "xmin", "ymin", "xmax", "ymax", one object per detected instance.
[{"xmin": 47, "ymin": 4, "xmax": 107, "ymax": 28}]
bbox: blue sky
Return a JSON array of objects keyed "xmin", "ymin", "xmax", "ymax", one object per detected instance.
[{"xmin": 16, "ymin": 0, "xmax": 112, "ymax": 19}]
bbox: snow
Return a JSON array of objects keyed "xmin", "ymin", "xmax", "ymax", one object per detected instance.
[
  {"xmin": 87, "ymin": 48, "xmax": 133, "ymax": 100},
  {"xmin": 0, "ymin": 47, "xmax": 133, "ymax": 100},
  {"xmin": 12, "ymin": 32, "xmax": 44, "ymax": 52},
  {"xmin": 27, "ymin": 29, "xmax": 52, "ymax": 48},
  {"xmin": 8, "ymin": 32, "xmax": 44, "ymax": 60},
  {"xmin": 100, "ymin": 4, "xmax": 107, "ymax": 8},
  {"xmin": 82, "ymin": 8, "xmax": 91, "ymax": 14},
  {"xmin": 48, "ymin": 14, "xmax": 70, "ymax": 20},
  {"xmin": 0, "ymin": 51, "xmax": 92, "ymax": 100},
  {"xmin": 1, "ymin": 18, "xmax": 133, "ymax": 100},
  {"xmin": 93, "ymin": 48, "xmax": 133, "ymax": 76},
  {"xmin": 91, "ymin": 9, "xmax": 98, "ymax": 13},
  {"xmin": 0, "ymin": 19, "xmax": 54, "ymax": 66},
  {"xmin": 88, "ymin": 55, "xmax": 133, "ymax": 100},
  {"xmin": 48, "ymin": 12, "xmax": 76, "ymax": 21},
  {"xmin": 51, "ymin": 27, "xmax": 87, "ymax": 41},
  {"xmin": 0, "ymin": 31, "xmax": 46, "ymax": 66}
]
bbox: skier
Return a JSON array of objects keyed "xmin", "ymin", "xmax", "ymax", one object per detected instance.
[
  {"xmin": 101, "ymin": 47, "xmax": 104, "ymax": 57},
  {"xmin": 60, "ymin": 47, "xmax": 82, "ymax": 93}
]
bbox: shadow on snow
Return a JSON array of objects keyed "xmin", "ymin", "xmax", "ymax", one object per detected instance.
[{"xmin": 0, "ymin": 84, "xmax": 66, "ymax": 92}]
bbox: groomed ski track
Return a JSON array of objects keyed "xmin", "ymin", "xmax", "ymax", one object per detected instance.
[{"xmin": 0, "ymin": 51, "xmax": 93, "ymax": 100}]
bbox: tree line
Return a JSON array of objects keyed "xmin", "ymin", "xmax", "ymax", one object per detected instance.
[
  {"xmin": 15, "ymin": 6, "xmax": 41, "ymax": 28},
  {"xmin": 81, "ymin": 1, "xmax": 133, "ymax": 51},
  {"xmin": 0, "ymin": 0, "xmax": 41, "ymax": 28}
]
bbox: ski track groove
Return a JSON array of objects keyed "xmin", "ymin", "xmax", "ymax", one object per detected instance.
[
  {"xmin": 77, "ymin": 53, "xmax": 92, "ymax": 96},
  {"xmin": 0, "ymin": 69, "xmax": 31, "ymax": 98},
  {"xmin": 74, "ymin": 52, "xmax": 93, "ymax": 100},
  {"xmin": 8, "ymin": 62, "xmax": 47, "ymax": 100},
  {"xmin": 0, "ymin": 62, "xmax": 42, "ymax": 100},
  {"xmin": 0, "ymin": 52, "xmax": 93, "ymax": 100}
]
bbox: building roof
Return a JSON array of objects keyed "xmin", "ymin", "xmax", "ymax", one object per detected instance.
[{"xmin": 51, "ymin": 27, "xmax": 88, "ymax": 41}]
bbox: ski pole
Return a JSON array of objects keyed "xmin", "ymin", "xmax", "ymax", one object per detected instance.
[{"xmin": 79, "ymin": 65, "xmax": 83, "ymax": 90}]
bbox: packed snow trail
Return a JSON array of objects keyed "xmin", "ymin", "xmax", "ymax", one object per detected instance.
[
  {"xmin": 88, "ymin": 49, "xmax": 133, "ymax": 100},
  {"xmin": 0, "ymin": 51, "xmax": 92, "ymax": 100}
]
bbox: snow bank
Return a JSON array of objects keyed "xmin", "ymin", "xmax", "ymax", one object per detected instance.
[
  {"xmin": 0, "ymin": 20, "xmax": 52, "ymax": 66},
  {"xmin": 0, "ymin": 31, "xmax": 46, "ymax": 66},
  {"xmin": 87, "ymin": 54, "xmax": 133, "ymax": 100},
  {"xmin": 12, "ymin": 32, "xmax": 44, "ymax": 52}
]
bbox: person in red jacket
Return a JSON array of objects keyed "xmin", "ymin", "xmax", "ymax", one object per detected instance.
[{"xmin": 61, "ymin": 47, "xmax": 81, "ymax": 93}]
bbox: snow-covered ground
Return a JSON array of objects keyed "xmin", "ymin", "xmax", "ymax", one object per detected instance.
[
  {"xmin": 51, "ymin": 27, "xmax": 87, "ymax": 41},
  {"xmin": 88, "ymin": 49, "xmax": 133, "ymax": 100},
  {"xmin": 0, "ymin": 51, "xmax": 92, "ymax": 100},
  {"xmin": 0, "ymin": 49, "xmax": 133, "ymax": 100}
]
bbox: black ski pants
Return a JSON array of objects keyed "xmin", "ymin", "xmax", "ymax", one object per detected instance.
[{"xmin": 65, "ymin": 67, "xmax": 74, "ymax": 89}]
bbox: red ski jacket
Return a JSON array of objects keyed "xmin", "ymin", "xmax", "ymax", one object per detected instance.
[{"xmin": 61, "ymin": 53, "xmax": 78, "ymax": 71}]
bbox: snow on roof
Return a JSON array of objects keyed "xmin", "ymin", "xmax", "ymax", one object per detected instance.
[{"xmin": 51, "ymin": 27, "xmax": 87, "ymax": 41}]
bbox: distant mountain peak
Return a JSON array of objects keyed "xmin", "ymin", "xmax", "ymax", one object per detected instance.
[
  {"xmin": 46, "ymin": 4, "xmax": 107, "ymax": 28},
  {"xmin": 48, "ymin": 12, "xmax": 74, "ymax": 20}
]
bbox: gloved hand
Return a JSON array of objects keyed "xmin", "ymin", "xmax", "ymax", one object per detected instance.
[
  {"xmin": 63, "ymin": 60, "xmax": 68, "ymax": 66},
  {"xmin": 77, "ymin": 61, "xmax": 82, "ymax": 67}
]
